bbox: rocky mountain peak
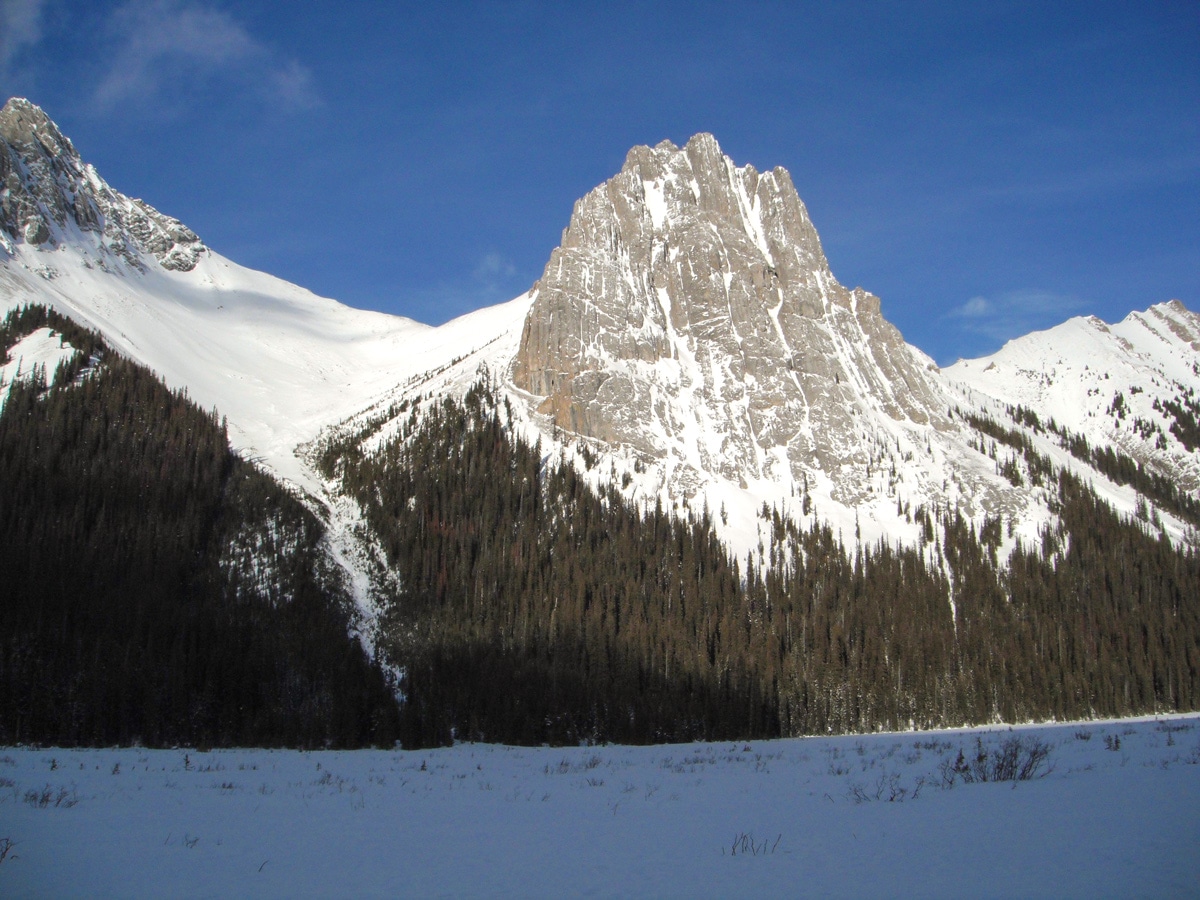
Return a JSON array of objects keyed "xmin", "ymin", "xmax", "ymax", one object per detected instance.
[
  {"xmin": 0, "ymin": 97, "xmax": 79, "ymax": 162},
  {"xmin": 0, "ymin": 98, "xmax": 205, "ymax": 271},
  {"xmin": 513, "ymin": 134, "xmax": 949, "ymax": 505}
]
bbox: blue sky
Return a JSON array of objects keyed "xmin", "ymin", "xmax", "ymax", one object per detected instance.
[{"xmin": 2, "ymin": 1, "xmax": 1197, "ymax": 363}]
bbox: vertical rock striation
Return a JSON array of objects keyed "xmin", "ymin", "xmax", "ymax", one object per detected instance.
[{"xmin": 513, "ymin": 133, "xmax": 946, "ymax": 502}]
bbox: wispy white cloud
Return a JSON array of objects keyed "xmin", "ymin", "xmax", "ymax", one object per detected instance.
[
  {"xmin": 93, "ymin": 0, "xmax": 319, "ymax": 113},
  {"xmin": 952, "ymin": 295, "xmax": 992, "ymax": 319},
  {"xmin": 979, "ymin": 155, "xmax": 1200, "ymax": 205},
  {"xmin": 0, "ymin": 0, "xmax": 46, "ymax": 81},
  {"xmin": 268, "ymin": 59, "xmax": 320, "ymax": 111},
  {"xmin": 474, "ymin": 251, "xmax": 517, "ymax": 282},
  {"xmin": 945, "ymin": 288, "xmax": 1085, "ymax": 348}
]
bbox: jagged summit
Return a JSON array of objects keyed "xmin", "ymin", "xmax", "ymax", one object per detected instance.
[
  {"xmin": 618, "ymin": 132, "xmax": 832, "ymax": 278},
  {"xmin": 0, "ymin": 97, "xmax": 205, "ymax": 271},
  {"xmin": 3, "ymin": 105, "xmax": 1195, "ymax": 560},
  {"xmin": 502, "ymin": 136, "xmax": 1197, "ymax": 549},
  {"xmin": 513, "ymin": 133, "xmax": 948, "ymax": 510},
  {"xmin": 1, "ymin": 98, "xmax": 79, "ymax": 160}
]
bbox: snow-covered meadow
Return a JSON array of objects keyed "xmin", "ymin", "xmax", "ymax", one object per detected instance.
[{"xmin": 2, "ymin": 717, "xmax": 1197, "ymax": 897}]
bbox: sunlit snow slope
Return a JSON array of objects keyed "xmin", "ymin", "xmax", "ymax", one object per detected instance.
[
  {"xmin": 3, "ymin": 97, "xmax": 1196, "ymax": 566},
  {"xmin": 0, "ymin": 97, "xmax": 530, "ymax": 493},
  {"xmin": 945, "ymin": 301, "xmax": 1200, "ymax": 495},
  {"xmin": 0, "ymin": 240, "xmax": 528, "ymax": 491}
]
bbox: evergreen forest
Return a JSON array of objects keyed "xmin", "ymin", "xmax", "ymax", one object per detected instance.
[
  {"xmin": 0, "ymin": 306, "xmax": 399, "ymax": 748},
  {"xmin": 3, "ymin": 305, "xmax": 1198, "ymax": 750},
  {"xmin": 322, "ymin": 381, "xmax": 1200, "ymax": 747}
]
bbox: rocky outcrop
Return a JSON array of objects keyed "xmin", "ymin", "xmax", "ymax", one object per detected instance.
[
  {"xmin": 0, "ymin": 98, "xmax": 204, "ymax": 271},
  {"xmin": 513, "ymin": 134, "xmax": 948, "ymax": 502}
]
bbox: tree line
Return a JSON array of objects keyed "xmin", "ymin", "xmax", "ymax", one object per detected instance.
[
  {"xmin": 0, "ymin": 306, "xmax": 399, "ymax": 748},
  {"xmin": 324, "ymin": 381, "xmax": 1200, "ymax": 746},
  {"xmin": 4, "ymin": 303, "xmax": 1196, "ymax": 750}
]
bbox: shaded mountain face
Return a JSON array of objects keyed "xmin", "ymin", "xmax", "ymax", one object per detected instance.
[
  {"xmin": 0, "ymin": 98, "xmax": 204, "ymax": 271},
  {"xmin": 513, "ymin": 134, "xmax": 947, "ymax": 503}
]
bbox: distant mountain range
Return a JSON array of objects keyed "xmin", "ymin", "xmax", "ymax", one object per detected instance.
[{"xmin": 3, "ymin": 98, "xmax": 1197, "ymax": 746}]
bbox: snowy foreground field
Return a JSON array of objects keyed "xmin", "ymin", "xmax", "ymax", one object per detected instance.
[{"xmin": 2, "ymin": 717, "xmax": 1198, "ymax": 898}]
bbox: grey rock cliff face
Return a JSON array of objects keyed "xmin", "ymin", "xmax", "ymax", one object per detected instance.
[
  {"xmin": 0, "ymin": 98, "xmax": 204, "ymax": 271},
  {"xmin": 513, "ymin": 134, "xmax": 947, "ymax": 502}
]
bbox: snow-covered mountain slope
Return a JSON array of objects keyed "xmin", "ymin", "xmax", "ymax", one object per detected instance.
[
  {"xmin": 0, "ymin": 326, "xmax": 78, "ymax": 407},
  {"xmin": 0, "ymin": 241, "xmax": 531, "ymax": 492},
  {"xmin": 437, "ymin": 134, "xmax": 1162, "ymax": 554},
  {"xmin": 945, "ymin": 301, "xmax": 1200, "ymax": 495},
  {"xmin": 0, "ymin": 98, "xmax": 526, "ymax": 495},
  {"xmin": 3, "ymin": 98, "xmax": 1196, "ymax": 566}
]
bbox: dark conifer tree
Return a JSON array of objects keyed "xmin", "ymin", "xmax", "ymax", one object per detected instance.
[{"xmin": 0, "ymin": 306, "xmax": 399, "ymax": 748}]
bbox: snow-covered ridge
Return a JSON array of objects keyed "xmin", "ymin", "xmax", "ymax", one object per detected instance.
[
  {"xmin": 2, "ymin": 99, "xmax": 1195, "ymax": 569},
  {"xmin": 945, "ymin": 300, "xmax": 1200, "ymax": 494},
  {"xmin": 0, "ymin": 100, "xmax": 535, "ymax": 498},
  {"xmin": 0, "ymin": 97, "xmax": 534, "ymax": 491},
  {"xmin": 0, "ymin": 98, "xmax": 204, "ymax": 272}
]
